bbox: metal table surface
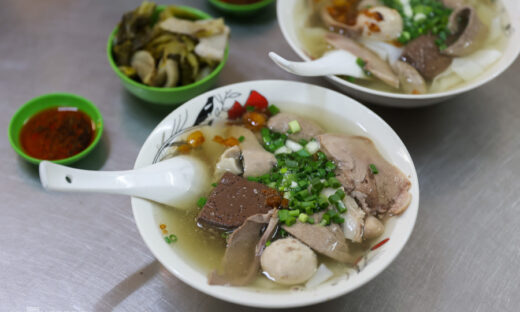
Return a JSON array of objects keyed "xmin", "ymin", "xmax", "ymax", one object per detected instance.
[{"xmin": 1, "ymin": 0, "xmax": 519, "ymax": 311}]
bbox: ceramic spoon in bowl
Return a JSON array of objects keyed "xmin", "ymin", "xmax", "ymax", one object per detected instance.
[
  {"xmin": 39, "ymin": 156, "xmax": 209, "ymax": 210},
  {"xmin": 268, "ymin": 50, "xmax": 368, "ymax": 78}
]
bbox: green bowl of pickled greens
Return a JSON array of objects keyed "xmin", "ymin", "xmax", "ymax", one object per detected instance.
[
  {"xmin": 107, "ymin": 3, "xmax": 229, "ymax": 105},
  {"xmin": 208, "ymin": 0, "xmax": 275, "ymax": 16}
]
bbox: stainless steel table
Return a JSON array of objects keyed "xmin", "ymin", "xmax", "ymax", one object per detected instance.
[{"xmin": 1, "ymin": 0, "xmax": 519, "ymax": 311}]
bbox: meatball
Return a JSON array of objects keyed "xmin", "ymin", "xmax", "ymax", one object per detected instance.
[
  {"xmin": 260, "ymin": 238, "xmax": 317, "ymax": 285},
  {"xmin": 364, "ymin": 215, "xmax": 385, "ymax": 240}
]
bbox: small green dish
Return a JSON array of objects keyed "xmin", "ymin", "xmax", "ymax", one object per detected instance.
[
  {"xmin": 8, "ymin": 93, "xmax": 104, "ymax": 165},
  {"xmin": 208, "ymin": 0, "xmax": 275, "ymax": 16},
  {"xmin": 107, "ymin": 6, "xmax": 229, "ymax": 106}
]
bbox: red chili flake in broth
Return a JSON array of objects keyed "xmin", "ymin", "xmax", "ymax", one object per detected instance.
[{"xmin": 371, "ymin": 238, "xmax": 390, "ymax": 251}]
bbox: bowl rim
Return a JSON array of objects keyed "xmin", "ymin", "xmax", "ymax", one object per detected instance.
[
  {"xmin": 208, "ymin": 0, "xmax": 275, "ymax": 12},
  {"xmin": 106, "ymin": 5, "xmax": 229, "ymax": 94},
  {"xmin": 8, "ymin": 93, "xmax": 104, "ymax": 165},
  {"xmin": 131, "ymin": 79, "xmax": 420, "ymax": 308},
  {"xmin": 276, "ymin": 0, "xmax": 520, "ymax": 100}
]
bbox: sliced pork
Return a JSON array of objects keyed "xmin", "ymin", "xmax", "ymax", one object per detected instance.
[
  {"xmin": 317, "ymin": 134, "xmax": 411, "ymax": 216},
  {"xmin": 443, "ymin": 6, "xmax": 488, "ymax": 57},
  {"xmin": 267, "ymin": 112, "xmax": 324, "ymax": 141},
  {"xmin": 208, "ymin": 210, "xmax": 278, "ymax": 286},
  {"xmin": 215, "ymin": 145, "xmax": 242, "ymax": 178},
  {"xmin": 282, "ymin": 212, "xmax": 357, "ymax": 264},
  {"xmin": 325, "ymin": 32, "xmax": 400, "ymax": 89},
  {"xmin": 228, "ymin": 126, "xmax": 276, "ymax": 177}
]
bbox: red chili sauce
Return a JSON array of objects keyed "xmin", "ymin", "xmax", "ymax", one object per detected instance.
[{"xmin": 20, "ymin": 107, "xmax": 95, "ymax": 160}]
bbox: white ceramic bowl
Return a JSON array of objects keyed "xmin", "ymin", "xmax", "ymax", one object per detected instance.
[
  {"xmin": 277, "ymin": 0, "xmax": 520, "ymax": 107},
  {"xmin": 131, "ymin": 80, "xmax": 419, "ymax": 308}
]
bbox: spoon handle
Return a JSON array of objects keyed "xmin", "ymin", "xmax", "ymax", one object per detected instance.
[
  {"xmin": 39, "ymin": 161, "xmax": 153, "ymax": 197},
  {"xmin": 268, "ymin": 51, "xmax": 366, "ymax": 78},
  {"xmin": 39, "ymin": 157, "xmax": 208, "ymax": 208}
]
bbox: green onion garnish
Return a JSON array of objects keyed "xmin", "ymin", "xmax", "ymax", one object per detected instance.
[
  {"xmin": 266, "ymin": 240, "xmax": 271, "ymax": 247},
  {"xmin": 369, "ymin": 164, "xmax": 379, "ymax": 174},
  {"xmin": 328, "ymin": 177, "xmax": 341, "ymax": 188},
  {"xmin": 211, "ymin": 182, "xmax": 217, "ymax": 187},
  {"xmin": 285, "ymin": 216, "xmax": 296, "ymax": 226},
  {"xmin": 356, "ymin": 57, "xmax": 366, "ymax": 68},
  {"xmin": 278, "ymin": 209, "xmax": 290, "ymax": 222},
  {"xmin": 268, "ymin": 105, "xmax": 280, "ymax": 115},
  {"xmin": 197, "ymin": 196, "xmax": 207, "ymax": 208},
  {"xmin": 298, "ymin": 213, "xmax": 309, "ymax": 223},
  {"xmin": 246, "ymin": 105, "xmax": 255, "ymax": 112},
  {"xmin": 288, "ymin": 120, "xmax": 301, "ymax": 133},
  {"xmin": 169, "ymin": 234, "xmax": 178, "ymax": 242},
  {"xmin": 238, "ymin": 135, "xmax": 245, "ymax": 142},
  {"xmin": 289, "ymin": 209, "xmax": 300, "ymax": 217}
]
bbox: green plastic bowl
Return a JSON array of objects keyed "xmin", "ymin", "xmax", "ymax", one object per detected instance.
[
  {"xmin": 8, "ymin": 93, "xmax": 104, "ymax": 165},
  {"xmin": 107, "ymin": 6, "xmax": 229, "ymax": 106},
  {"xmin": 208, "ymin": 0, "xmax": 275, "ymax": 16}
]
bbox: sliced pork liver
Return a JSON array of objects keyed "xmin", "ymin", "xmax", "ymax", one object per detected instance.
[
  {"xmin": 267, "ymin": 112, "xmax": 325, "ymax": 141},
  {"xmin": 400, "ymin": 35, "xmax": 452, "ymax": 80},
  {"xmin": 197, "ymin": 172, "xmax": 281, "ymax": 229},
  {"xmin": 208, "ymin": 210, "xmax": 278, "ymax": 286},
  {"xmin": 317, "ymin": 134, "xmax": 411, "ymax": 216}
]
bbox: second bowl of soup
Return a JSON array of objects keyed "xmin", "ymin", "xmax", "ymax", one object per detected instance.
[{"xmin": 277, "ymin": 0, "xmax": 520, "ymax": 107}]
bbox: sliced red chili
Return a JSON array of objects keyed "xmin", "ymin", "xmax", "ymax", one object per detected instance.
[
  {"xmin": 370, "ymin": 238, "xmax": 390, "ymax": 251},
  {"xmin": 227, "ymin": 101, "xmax": 246, "ymax": 120},
  {"xmin": 244, "ymin": 90, "xmax": 268, "ymax": 111}
]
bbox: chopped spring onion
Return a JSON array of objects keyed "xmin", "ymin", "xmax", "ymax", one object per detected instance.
[
  {"xmin": 265, "ymin": 240, "xmax": 272, "ymax": 247},
  {"xmin": 246, "ymin": 105, "xmax": 255, "ymax": 112},
  {"xmin": 289, "ymin": 209, "xmax": 300, "ymax": 217},
  {"xmin": 274, "ymin": 146, "xmax": 291, "ymax": 155},
  {"xmin": 305, "ymin": 141, "xmax": 320, "ymax": 155},
  {"xmin": 285, "ymin": 139, "xmax": 303, "ymax": 152},
  {"xmin": 169, "ymin": 234, "xmax": 178, "ymax": 242},
  {"xmin": 211, "ymin": 182, "xmax": 217, "ymax": 187},
  {"xmin": 296, "ymin": 148, "xmax": 311, "ymax": 157},
  {"xmin": 278, "ymin": 209, "xmax": 290, "ymax": 222},
  {"xmin": 285, "ymin": 216, "xmax": 296, "ymax": 226},
  {"xmin": 238, "ymin": 135, "xmax": 245, "ymax": 142},
  {"xmin": 328, "ymin": 177, "xmax": 342, "ymax": 188},
  {"xmin": 356, "ymin": 57, "xmax": 366, "ymax": 68},
  {"xmin": 288, "ymin": 120, "xmax": 301, "ymax": 133},
  {"xmin": 197, "ymin": 196, "xmax": 207, "ymax": 208},
  {"xmin": 369, "ymin": 164, "xmax": 379, "ymax": 174},
  {"xmin": 268, "ymin": 104, "xmax": 280, "ymax": 115}
]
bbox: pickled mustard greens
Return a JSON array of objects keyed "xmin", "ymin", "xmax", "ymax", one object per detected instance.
[{"xmin": 112, "ymin": 1, "xmax": 229, "ymax": 88}]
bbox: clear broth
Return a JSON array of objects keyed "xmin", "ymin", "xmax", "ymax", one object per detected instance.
[
  {"xmin": 294, "ymin": 0, "xmax": 510, "ymax": 94},
  {"xmin": 155, "ymin": 107, "xmax": 394, "ymax": 290}
]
